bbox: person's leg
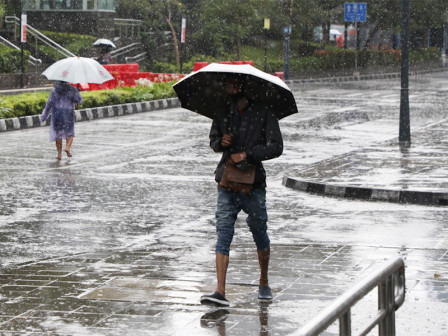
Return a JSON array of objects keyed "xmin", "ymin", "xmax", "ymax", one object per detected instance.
[
  {"xmin": 201, "ymin": 187, "xmax": 239, "ymax": 306},
  {"xmin": 65, "ymin": 136, "xmax": 73, "ymax": 157},
  {"xmin": 241, "ymin": 188, "xmax": 272, "ymax": 299},
  {"xmin": 214, "ymin": 187, "xmax": 239, "ymax": 296},
  {"xmin": 257, "ymin": 248, "xmax": 270, "ymax": 287},
  {"xmin": 216, "ymin": 252, "xmax": 229, "ymax": 296},
  {"xmin": 55, "ymin": 139, "xmax": 62, "ymax": 159}
]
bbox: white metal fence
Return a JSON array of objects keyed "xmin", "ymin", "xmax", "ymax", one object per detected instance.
[{"xmin": 291, "ymin": 257, "xmax": 405, "ymax": 336}]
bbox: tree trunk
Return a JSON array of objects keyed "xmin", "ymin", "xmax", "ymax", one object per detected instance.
[
  {"xmin": 165, "ymin": 18, "xmax": 181, "ymax": 70},
  {"xmin": 322, "ymin": 22, "xmax": 330, "ymax": 48},
  {"xmin": 236, "ymin": 36, "xmax": 241, "ymax": 60}
]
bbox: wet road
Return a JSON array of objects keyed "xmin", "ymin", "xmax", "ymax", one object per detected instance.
[{"xmin": 0, "ymin": 72, "xmax": 448, "ymax": 335}]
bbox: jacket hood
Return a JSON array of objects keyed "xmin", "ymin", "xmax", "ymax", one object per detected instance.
[{"xmin": 54, "ymin": 81, "xmax": 75, "ymax": 95}]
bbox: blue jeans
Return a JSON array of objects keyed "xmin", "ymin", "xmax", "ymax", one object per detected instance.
[{"xmin": 215, "ymin": 186, "xmax": 270, "ymax": 255}]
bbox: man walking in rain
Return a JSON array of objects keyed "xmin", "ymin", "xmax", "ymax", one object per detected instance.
[{"xmin": 200, "ymin": 75, "xmax": 283, "ymax": 306}]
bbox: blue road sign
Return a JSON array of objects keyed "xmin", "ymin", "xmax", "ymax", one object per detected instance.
[{"xmin": 345, "ymin": 3, "xmax": 367, "ymax": 22}]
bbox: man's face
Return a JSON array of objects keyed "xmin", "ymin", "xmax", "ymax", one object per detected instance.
[{"xmin": 225, "ymin": 77, "xmax": 242, "ymax": 95}]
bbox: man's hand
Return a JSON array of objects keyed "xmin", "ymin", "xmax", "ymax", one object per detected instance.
[
  {"xmin": 222, "ymin": 133, "xmax": 233, "ymax": 147},
  {"xmin": 230, "ymin": 152, "xmax": 247, "ymax": 163}
]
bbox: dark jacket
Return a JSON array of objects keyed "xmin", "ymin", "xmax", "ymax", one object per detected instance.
[{"xmin": 209, "ymin": 98, "xmax": 283, "ymax": 188}]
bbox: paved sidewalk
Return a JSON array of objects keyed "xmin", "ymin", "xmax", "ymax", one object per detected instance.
[
  {"xmin": 284, "ymin": 118, "xmax": 448, "ymax": 206},
  {"xmin": 1, "ymin": 72, "xmax": 448, "ymax": 335},
  {"xmin": 2, "ymin": 242, "xmax": 446, "ymax": 335}
]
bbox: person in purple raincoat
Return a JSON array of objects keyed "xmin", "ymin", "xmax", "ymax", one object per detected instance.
[{"xmin": 41, "ymin": 81, "xmax": 83, "ymax": 160}]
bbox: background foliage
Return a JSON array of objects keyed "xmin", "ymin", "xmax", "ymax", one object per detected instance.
[
  {"xmin": 0, "ymin": 45, "xmax": 29, "ymax": 73},
  {"xmin": 114, "ymin": 0, "xmax": 448, "ymax": 73}
]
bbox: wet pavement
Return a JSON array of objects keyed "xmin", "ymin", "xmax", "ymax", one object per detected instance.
[
  {"xmin": 0, "ymin": 72, "xmax": 448, "ymax": 335},
  {"xmin": 283, "ymin": 116, "xmax": 448, "ymax": 205}
]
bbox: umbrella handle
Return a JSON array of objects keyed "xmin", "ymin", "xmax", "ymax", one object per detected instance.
[{"xmin": 76, "ymin": 84, "xmax": 80, "ymax": 110}]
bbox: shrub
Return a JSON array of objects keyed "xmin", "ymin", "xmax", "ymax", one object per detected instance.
[
  {"xmin": 290, "ymin": 57, "xmax": 323, "ymax": 72},
  {"xmin": 263, "ymin": 59, "xmax": 284, "ymax": 73},
  {"xmin": 312, "ymin": 47, "xmax": 438, "ymax": 70},
  {"xmin": 314, "ymin": 48, "xmax": 355, "ymax": 69},
  {"xmin": 0, "ymin": 97, "xmax": 12, "ymax": 118},
  {"xmin": 0, "ymin": 45, "xmax": 30, "ymax": 73},
  {"xmin": 294, "ymin": 40, "xmax": 321, "ymax": 58},
  {"xmin": 36, "ymin": 31, "xmax": 96, "ymax": 59},
  {"xmin": 151, "ymin": 61, "xmax": 179, "ymax": 73},
  {"xmin": 0, "ymin": 92, "xmax": 48, "ymax": 118},
  {"xmin": 410, "ymin": 47, "xmax": 440, "ymax": 63}
]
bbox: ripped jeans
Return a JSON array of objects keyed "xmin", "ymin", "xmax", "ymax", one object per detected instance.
[{"xmin": 215, "ymin": 186, "xmax": 270, "ymax": 255}]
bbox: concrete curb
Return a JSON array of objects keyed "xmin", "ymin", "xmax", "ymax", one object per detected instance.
[
  {"xmin": 282, "ymin": 176, "xmax": 448, "ymax": 206},
  {"xmin": 0, "ymin": 97, "xmax": 181, "ymax": 133}
]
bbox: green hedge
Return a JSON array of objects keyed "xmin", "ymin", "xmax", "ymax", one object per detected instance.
[
  {"xmin": 409, "ymin": 47, "xmax": 441, "ymax": 63},
  {"xmin": 0, "ymin": 81, "xmax": 176, "ymax": 119},
  {"xmin": 37, "ymin": 30, "xmax": 96, "ymax": 59},
  {"xmin": 294, "ymin": 40, "xmax": 321, "ymax": 58},
  {"xmin": 179, "ymin": 46, "xmax": 441, "ymax": 74},
  {"xmin": 0, "ymin": 45, "xmax": 29, "ymax": 73},
  {"xmin": 313, "ymin": 47, "xmax": 440, "ymax": 70}
]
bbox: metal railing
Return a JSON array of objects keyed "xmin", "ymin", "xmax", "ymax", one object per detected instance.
[
  {"xmin": 125, "ymin": 52, "xmax": 147, "ymax": 63},
  {"xmin": 111, "ymin": 42, "xmax": 142, "ymax": 59},
  {"xmin": 114, "ymin": 18, "xmax": 146, "ymax": 39},
  {"xmin": 291, "ymin": 257, "xmax": 405, "ymax": 336},
  {"xmin": 5, "ymin": 16, "xmax": 75, "ymax": 60},
  {"xmin": 0, "ymin": 35, "xmax": 42, "ymax": 66}
]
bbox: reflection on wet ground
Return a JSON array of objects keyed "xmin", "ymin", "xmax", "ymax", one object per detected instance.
[{"xmin": 0, "ymin": 73, "xmax": 448, "ymax": 334}]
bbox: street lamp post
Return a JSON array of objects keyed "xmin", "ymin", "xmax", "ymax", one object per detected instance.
[
  {"xmin": 399, "ymin": 0, "xmax": 411, "ymax": 144},
  {"xmin": 180, "ymin": 17, "xmax": 186, "ymax": 73},
  {"xmin": 264, "ymin": 18, "xmax": 270, "ymax": 72},
  {"xmin": 20, "ymin": 12, "xmax": 27, "ymax": 88},
  {"xmin": 283, "ymin": 26, "xmax": 291, "ymax": 80}
]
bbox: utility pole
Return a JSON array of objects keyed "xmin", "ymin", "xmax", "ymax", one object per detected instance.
[
  {"xmin": 264, "ymin": 18, "xmax": 270, "ymax": 72},
  {"xmin": 180, "ymin": 17, "xmax": 186, "ymax": 73},
  {"xmin": 20, "ymin": 11, "xmax": 27, "ymax": 88},
  {"xmin": 399, "ymin": 0, "xmax": 411, "ymax": 144},
  {"xmin": 283, "ymin": 26, "xmax": 291, "ymax": 80}
]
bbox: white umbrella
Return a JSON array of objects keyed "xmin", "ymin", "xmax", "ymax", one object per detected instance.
[
  {"xmin": 93, "ymin": 39, "xmax": 116, "ymax": 48},
  {"xmin": 330, "ymin": 29, "xmax": 342, "ymax": 36},
  {"xmin": 42, "ymin": 57, "xmax": 114, "ymax": 84},
  {"xmin": 173, "ymin": 63, "xmax": 298, "ymax": 120}
]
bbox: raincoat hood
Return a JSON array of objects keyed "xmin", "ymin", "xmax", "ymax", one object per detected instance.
[{"xmin": 54, "ymin": 81, "xmax": 75, "ymax": 95}]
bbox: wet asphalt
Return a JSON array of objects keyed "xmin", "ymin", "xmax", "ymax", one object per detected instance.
[{"xmin": 0, "ymin": 71, "xmax": 448, "ymax": 335}]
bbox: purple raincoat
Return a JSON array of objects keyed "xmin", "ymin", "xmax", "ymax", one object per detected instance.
[{"xmin": 41, "ymin": 81, "xmax": 83, "ymax": 142}]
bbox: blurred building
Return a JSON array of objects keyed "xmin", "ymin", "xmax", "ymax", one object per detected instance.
[{"xmin": 22, "ymin": 0, "xmax": 117, "ymax": 38}]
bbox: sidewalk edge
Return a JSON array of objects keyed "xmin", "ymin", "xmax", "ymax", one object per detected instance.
[
  {"xmin": 282, "ymin": 176, "xmax": 448, "ymax": 206},
  {"xmin": 0, "ymin": 97, "xmax": 181, "ymax": 133}
]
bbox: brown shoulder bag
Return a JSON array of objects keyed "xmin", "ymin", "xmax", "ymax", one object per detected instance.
[{"xmin": 219, "ymin": 159, "xmax": 256, "ymax": 194}]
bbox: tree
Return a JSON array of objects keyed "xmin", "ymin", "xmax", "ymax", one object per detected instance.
[
  {"xmin": 315, "ymin": 0, "xmax": 344, "ymax": 47},
  {"xmin": 117, "ymin": 0, "xmax": 448, "ymax": 65},
  {"xmin": 410, "ymin": 0, "xmax": 448, "ymax": 47},
  {"xmin": 154, "ymin": 0, "xmax": 183, "ymax": 70},
  {"xmin": 5, "ymin": 0, "xmax": 21, "ymax": 17},
  {"xmin": 117, "ymin": 0, "xmax": 183, "ymax": 70},
  {"xmin": 197, "ymin": 0, "xmax": 259, "ymax": 59}
]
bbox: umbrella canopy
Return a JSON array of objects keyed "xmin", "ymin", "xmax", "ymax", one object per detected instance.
[
  {"xmin": 330, "ymin": 29, "xmax": 342, "ymax": 36},
  {"xmin": 93, "ymin": 38, "xmax": 116, "ymax": 48},
  {"xmin": 42, "ymin": 57, "xmax": 114, "ymax": 84},
  {"xmin": 173, "ymin": 63, "xmax": 298, "ymax": 120}
]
